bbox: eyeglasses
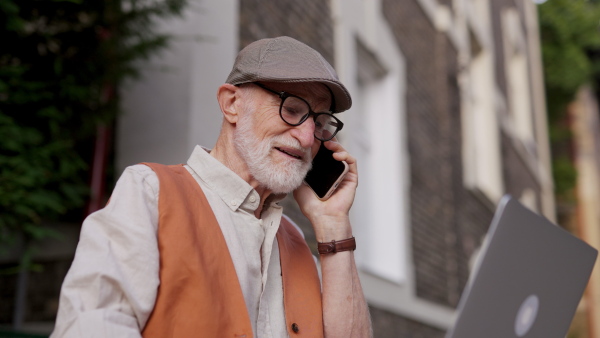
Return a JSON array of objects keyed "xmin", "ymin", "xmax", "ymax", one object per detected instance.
[{"xmin": 252, "ymin": 82, "xmax": 344, "ymax": 141}]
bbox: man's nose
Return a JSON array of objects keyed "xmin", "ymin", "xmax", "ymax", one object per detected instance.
[{"xmin": 290, "ymin": 118, "xmax": 315, "ymax": 149}]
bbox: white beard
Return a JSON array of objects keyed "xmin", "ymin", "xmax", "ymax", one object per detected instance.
[{"xmin": 234, "ymin": 113, "xmax": 312, "ymax": 194}]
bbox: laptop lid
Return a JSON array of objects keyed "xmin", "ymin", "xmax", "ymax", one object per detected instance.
[{"xmin": 446, "ymin": 195, "xmax": 597, "ymax": 338}]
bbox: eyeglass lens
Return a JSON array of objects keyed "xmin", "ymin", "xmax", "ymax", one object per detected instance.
[{"xmin": 281, "ymin": 96, "xmax": 340, "ymax": 141}]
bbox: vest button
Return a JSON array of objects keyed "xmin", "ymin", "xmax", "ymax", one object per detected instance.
[{"xmin": 291, "ymin": 323, "xmax": 299, "ymax": 333}]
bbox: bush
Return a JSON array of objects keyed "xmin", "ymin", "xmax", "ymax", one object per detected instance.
[{"xmin": 0, "ymin": 0, "xmax": 186, "ymax": 247}]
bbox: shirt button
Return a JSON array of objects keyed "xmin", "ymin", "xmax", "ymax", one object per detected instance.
[
  {"xmin": 249, "ymin": 196, "xmax": 256, "ymax": 203},
  {"xmin": 230, "ymin": 200, "xmax": 238, "ymax": 206}
]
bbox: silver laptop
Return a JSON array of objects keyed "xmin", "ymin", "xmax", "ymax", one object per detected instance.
[{"xmin": 446, "ymin": 195, "xmax": 597, "ymax": 338}]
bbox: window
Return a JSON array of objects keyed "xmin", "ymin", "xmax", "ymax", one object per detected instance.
[
  {"xmin": 461, "ymin": 0, "xmax": 504, "ymax": 204},
  {"xmin": 461, "ymin": 27, "xmax": 504, "ymax": 204},
  {"xmin": 351, "ymin": 38, "xmax": 407, "ymax": 284},
  {"xmin": 503, "ymin": 8, "xmax": 536, "ymax": 154}
]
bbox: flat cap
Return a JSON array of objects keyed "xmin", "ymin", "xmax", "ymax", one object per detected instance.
[{"xmin": 225, "ymin": 36, "xmax": 352, "ymax": 113}]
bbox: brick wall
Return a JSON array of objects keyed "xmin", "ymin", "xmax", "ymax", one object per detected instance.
[
  {"xmin": 382, "ymin": 0, "xmax": 494, "ymax": 310},
  {"xmin": 239, "ymin": 0, "xmax": 334, "ymax": 64}
]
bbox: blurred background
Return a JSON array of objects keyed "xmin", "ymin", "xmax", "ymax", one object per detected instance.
[{"xmin": 1, "ymin": 0, "xmax": 600, "ymax": 337}]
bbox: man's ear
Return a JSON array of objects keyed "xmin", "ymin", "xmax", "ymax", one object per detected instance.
[{"xmin": 217, "ymin": 83, "xmax": 241, "ymax": 124}]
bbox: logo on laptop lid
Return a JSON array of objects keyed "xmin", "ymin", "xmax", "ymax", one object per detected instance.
[{"xmin": 515, "ymin": 294, "xmax": 539, "ymax": 336}]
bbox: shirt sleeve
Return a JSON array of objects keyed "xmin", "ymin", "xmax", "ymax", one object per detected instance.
[{"xmin": 51, "ymin": 165, "xmax": 160, "ymax": 338}]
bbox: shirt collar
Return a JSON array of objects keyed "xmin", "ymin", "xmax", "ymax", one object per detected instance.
[{"xmin": 186, "ymin": 145, "xmax": 274, "ymax": 213}]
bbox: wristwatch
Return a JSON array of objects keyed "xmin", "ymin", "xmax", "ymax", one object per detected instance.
[{"xmin": 317, "ymin": 237, "xmax": 356, "ymax": 254}]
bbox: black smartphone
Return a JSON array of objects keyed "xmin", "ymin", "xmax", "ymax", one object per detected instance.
[{"xmin": 304, "ymin": 143, "xmax": 349, "ymax": 200}]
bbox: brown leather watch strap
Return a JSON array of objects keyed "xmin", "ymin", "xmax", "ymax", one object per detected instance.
[{"xmin": 317, "ymin": 237, "xmax": 356, "ymax": 254}]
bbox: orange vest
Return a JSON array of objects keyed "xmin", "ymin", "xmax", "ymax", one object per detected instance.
[{"xmin": 140, "ymin": 163, "xmax": 323, "ymax": 337}]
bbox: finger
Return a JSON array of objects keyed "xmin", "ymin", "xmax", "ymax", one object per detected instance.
[
  {"xmin": 332, "ymin": 151, "xmax": 355, "ymax": 164},
  {"xmin": 323, "ymin": 139, "xmax": 343, "ymax": 152},
  {"xmin": 323, "ymin": 140, "xmax": 357, "ymax": 173}
]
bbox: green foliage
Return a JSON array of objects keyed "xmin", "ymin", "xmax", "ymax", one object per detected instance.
[
  {"xmin": 552, "ymin": 155, "xmax": 578, "ymax": 199},
  {"xmin": 0, "ymin": 0, "xmax": 186, "ymax": 247},
  {"xmin": 539, "ymin": 0, "xmax": 600, "ymax": 118},
  {"xmin": 538, "ymin": 0, "xmax": 600, "ymax": 202}
]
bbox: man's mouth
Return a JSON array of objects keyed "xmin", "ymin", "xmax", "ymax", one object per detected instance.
[{"xmin": 275, "ymin": 147, "xmax": 304, "ymax": 160}]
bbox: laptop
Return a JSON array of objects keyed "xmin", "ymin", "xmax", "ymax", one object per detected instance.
[{"xmin": 445, "ymin": 195, "xmax": 597, "ymax": 338}]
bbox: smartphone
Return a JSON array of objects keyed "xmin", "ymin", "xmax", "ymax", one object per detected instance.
[{"xmin": 304, "ymin": 143, "xmax": 349, "ymax": 200}]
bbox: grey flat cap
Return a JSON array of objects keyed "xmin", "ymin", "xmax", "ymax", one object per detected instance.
[{"xmin": 225, "ymin": 36, "xmax": 352, "ymax": 113}]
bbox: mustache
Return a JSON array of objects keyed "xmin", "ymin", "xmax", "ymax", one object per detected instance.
[{"xmin": 270, "ymin": 136, "xmax": 312, "ymax": 162}]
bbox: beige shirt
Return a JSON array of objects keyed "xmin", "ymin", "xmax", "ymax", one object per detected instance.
[{"xmin": 51, "ymin": 146, "xmax": 300, "ymax": 338}]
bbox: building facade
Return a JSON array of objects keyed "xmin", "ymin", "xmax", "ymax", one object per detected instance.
[
  {"xmin": 0, "ymin": 0, "xmax": 558, "ymax": 336},
  {"xmin": 116, "ymin": 0, "xmax": 554, "ymax": 336}
]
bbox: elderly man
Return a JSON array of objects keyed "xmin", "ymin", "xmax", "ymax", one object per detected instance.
[{"xmin": 52, "ymin": 36, "xmax": 372, "ymax": 338}]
